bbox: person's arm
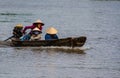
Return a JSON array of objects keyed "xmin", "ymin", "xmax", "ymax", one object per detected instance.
[
  {"xmin": 22, "ymin": 25, "xmax": 34, "ymax": 34},
  {"xmin": 55, "ymin": 34, "xmax": 58, "ymax": 39},
  {"xmin": 45, "ymin": 34, "xmax": 51, "ymax": 40}
]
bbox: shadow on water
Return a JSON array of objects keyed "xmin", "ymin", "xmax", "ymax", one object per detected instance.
[
  {"xmin": 30, "ymin": 47, "xmax": 86, "ymax": 54},
  {"xmin": 12, "ymin": 47, "xmax": 87, "ymax": 55}
]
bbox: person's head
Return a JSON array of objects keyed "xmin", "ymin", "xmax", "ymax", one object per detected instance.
[
  {"xmin": 15, "ymin": 24, "xmax": 23, "ymax": 28},
  {"xmin": 14, "ymin": 24, "xmax": 23, "ymax": 30},
  {"xmin": 32, "ymin": 27, "xmax": 42, "ymax": 35},
  {"xmin": 33, "ymin": 19, "xmax": 44, "ymax": 28},
  {"xmin": 46, "ymin": 27, "xmax": 58, "ymax": 35}
]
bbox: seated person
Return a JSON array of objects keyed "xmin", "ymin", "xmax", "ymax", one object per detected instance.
[
  {"xmin": 12, "ymin": 24, "xmax": 23, "ymax": 40},
  {"xmin": 30, "ymin": 27, "xmax": 42, "ymax": 41},
  {"xmin": 45, "ymin": 27, "xmax": 58, "ymax": 40},
  {"xmin": 21, "ymin": 19, "xmax": 44, "ymax": 41}
]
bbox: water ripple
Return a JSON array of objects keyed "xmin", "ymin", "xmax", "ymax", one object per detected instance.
[{"xmin": 0, "ymin": 13, "xmax": 33, "ymax": 16}]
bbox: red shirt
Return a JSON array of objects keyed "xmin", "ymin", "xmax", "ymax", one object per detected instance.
[{"xmin": 23, "ymin": 24, "xmax": 42, "ymax": 34}]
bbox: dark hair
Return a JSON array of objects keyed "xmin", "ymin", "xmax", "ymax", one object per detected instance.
[{"xmin": 33, "ymin": 23, "xmax": 44, "ymax": 26}]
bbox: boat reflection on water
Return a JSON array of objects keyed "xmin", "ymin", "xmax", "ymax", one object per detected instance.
[{"xmin": 25, "ymin": 47, "xmax": 86, "ymax": 54}]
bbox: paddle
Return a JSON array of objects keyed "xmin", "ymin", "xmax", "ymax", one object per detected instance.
[{"xmin": 4, "ymin": 36, "xmax": 14, "ymax": 41}]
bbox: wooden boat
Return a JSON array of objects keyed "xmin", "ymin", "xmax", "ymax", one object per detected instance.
[{"xmin": 11, "ymin": 36, "xmax": 87, "ymax": 47}]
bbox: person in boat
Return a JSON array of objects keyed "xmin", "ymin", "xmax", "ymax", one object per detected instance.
[
  {"xmin": 45, "ymin": 27, "xmax": 58, "ymax": 40},
  {"xmin": 12, "ymin": 24, "xmax": 23, "ymax": 40},
  {"xmin": 21, "ymin": 19, "xmax": 44, "ymax": 41},
  {"xmin": 30, "ymin": 27, "xmax": 42, "ymax": 41}
]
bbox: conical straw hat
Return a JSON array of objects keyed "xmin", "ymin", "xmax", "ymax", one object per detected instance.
[
  {"xmin": 46, "ymin": 27, "xmax": 58, "ymax": 34},
  {"xmin": 15, "ymin": 24, "xmax": 23, "ymax": 28},
  {"xmin": 33, "ymin": 19, "xmax": 44, "ymax": 26},
  {"xmin": 33, "ymin": 27, "xmax": 40, "ymax": 31}
]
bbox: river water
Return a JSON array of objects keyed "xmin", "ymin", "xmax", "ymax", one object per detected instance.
[{"xmin": 0, "ymin": 0, "xmax": 120, "ymax": 78}]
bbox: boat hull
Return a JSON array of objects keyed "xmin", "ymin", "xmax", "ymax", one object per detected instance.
[{"xmin": 12, "ymin": 36, "xmax": 87, "ymax": 47}]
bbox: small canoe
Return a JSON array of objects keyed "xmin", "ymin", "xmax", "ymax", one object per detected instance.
[{"xmin": 11, "ymin": 36, "xmax": 87, "ymax": 47}]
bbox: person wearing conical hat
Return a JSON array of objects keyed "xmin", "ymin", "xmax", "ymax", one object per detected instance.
[
  {"xmin": 13, "ymin": 24, "xmax": 23, "ymax": 39},
  {"xmin": 21, "ymin": 19, "xmax": 44, "ymax": 41},
  {"xmin": 45, "ymin": 27, "xmax": 58, "ymax": 40},
  {"xmin": 30, "ymin": 27, "xmax": 42, "ymax": 41},
  {"xmin": 22, "ymin": 19, "xmax": 44, "ymax": 34},
  {"xmin": 15, "ymin": 24, "xmax": 23, "ymax": 28}
]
